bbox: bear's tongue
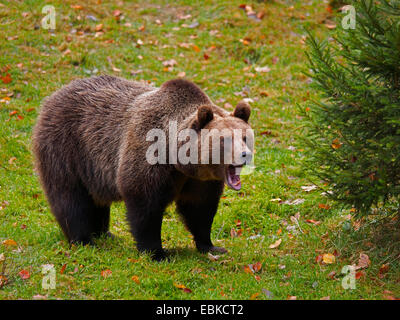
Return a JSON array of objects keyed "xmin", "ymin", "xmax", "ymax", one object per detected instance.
[{"xmin": 227, "ymin": 165, "xmax": 242, "ymax": 191}]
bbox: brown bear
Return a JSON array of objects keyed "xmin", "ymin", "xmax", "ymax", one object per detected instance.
[{"xmin": 32, "ymin": 75, "xmax": 253, "ymax": 260}]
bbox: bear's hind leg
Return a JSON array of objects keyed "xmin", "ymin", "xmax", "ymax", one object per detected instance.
[
  {"xmin": 176, "ymin": 179, "xmax": 227, "ymax": 254},
  {"xmin": 47, "ymin": 185, "xmax": 99, "ymax": 245}
]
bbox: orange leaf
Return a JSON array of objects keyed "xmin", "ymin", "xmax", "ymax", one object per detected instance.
[
  {"xmin": 2, "ymin": 239, "xmax": 17, "ymax": 247},
  {"xmin": 19, "ymin": 269, "xmax": 30, "ymax": 279},
  {"xmin": 250, "ymin": 292, "xmax": 260, "ymax": 300},
  {"xmin": 174, "ymin": 283, "xmax": 192, "ymax": 293},
  {"xmin": 101, "ymin": 269, "xmax": 112, "ymax": 278},
  {"xmin": 322, "ymin": 253, "xmax": 336, "ymax": 264},
  {"xmin": 331, "ymin": 138, "xmax": 342, "ymax": 149},
  {"xmin": 243, "ymin": 265, "xmax": 253, "ymax": 274},
  {"xmin": 252, "ymin": 262, "xmax": 262, "ymax": 273},
  {"xmin": 60, "ymin": 264, "xmax": 67, "ymax": 274},
  {"xmin": 131, "ymin": 275, "xmax": 140, "ymax": 284}
]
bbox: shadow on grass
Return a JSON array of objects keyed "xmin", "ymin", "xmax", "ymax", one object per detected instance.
[{"xmin": 331, "ymin": 215, "xmax": 400, "ymax": 287}]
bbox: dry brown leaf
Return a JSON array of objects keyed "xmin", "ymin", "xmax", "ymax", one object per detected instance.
[
  {"xmin": 269, "ymin": 238, "xmax": 282, "ymax": 249},
  {"xmin": 356, "ymin": 253, "xmax": 370, "ymax": 270}
]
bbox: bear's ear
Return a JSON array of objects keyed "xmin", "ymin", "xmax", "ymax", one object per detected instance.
[
  {"xmin": 193, "ymin": 105, "xmax": 214, "ymax": 130},
  {"xmin": 233, "ymin": 101, "xmax": 251, "ymax": 122}
]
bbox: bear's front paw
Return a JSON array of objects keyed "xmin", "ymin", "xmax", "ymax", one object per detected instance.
[{"xmin": 137, "ymin": 246, "xmax": 167, "ymax": 261}]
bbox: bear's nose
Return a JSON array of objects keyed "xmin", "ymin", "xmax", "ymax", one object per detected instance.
[{"xmin": 240, "ymin": 151, "xmax": 252, "ymax": 164}]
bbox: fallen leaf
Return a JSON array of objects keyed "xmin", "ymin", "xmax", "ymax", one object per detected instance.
[
  {"xmin": 378, "ymin": 264, "xmax": 390, "ymax": 278},
  {"xmin": 283, "ymin": 199, "xmax": 305, "ymax": 205},
  {"xmin": 243, "ymin": 265, "xmax": 253, "ymax": 274},
  {"xmin": 19, "ymin": 269, "xmax": 30, "ymax": 279},
  {"xmin": 174, "ymin": 283, "xmax": 192, "ymax": 293},
  {"xmin": 101, "ymin": 269, "xmax": 112, "ymax": 278},
  {"xmin": 250, "ymin": 292, "xmax": 260, "ymax": 300},
  {"xmin": 318, "ymin": 203, "xmax": 331, "ymax": 210},
  {"xmin": 255, "ymin": 66, "xmax": 271, "ymax": 73},
  {"xmin": 2, "ymin": 239, "xmax": 17, "ymax": 247},
  {"xmin": 131, "ymin": 275, "xmax": 140, "ymax": 284},
  {"xmin": 0, "ymin": 275, "xmax": 8, "ymax": 287},
  {"xmin": 162, "ymin": 59, "xmax": 177, "ymax": 67},
  {"xmin": 208, "ymin": 253, "xmax": 220, "ymax": 261},
  {"xmin": 325, "ymin": 22, "xmax": 337, "ymax": 29},
  {"xmin": 192, "ymin": 45, "xmax": 201, "ymax": 52},
  {"xmin": 1, "ymin": 73, "xmax": 12, "ymax": 84},
  {"xmin": 269, "ymin": 238, "xmax": 282, "ymax": 249},
  {"xmin": 301, "ymin": 185, "xmax": 317, "ymax": 192},
  {"xmin": 306, "ymin": 219, "xmax": 321, "ymax": 225},
  {"xmin": 262, "ymin": 288, "xmax": 273, "ymax": 299},
  {"xmin": 95, "ymin": 24, "xmax": 103, "ymax": 32},
  {"xmin": 60, "ymin": 263, "xmax": 67, "ymax": 274},
  {"xmin": 356, "ymin": 253, "xmax": 370, "ymax": 270},
  {"xmin": 322, "ymin": 253, "xmax": 336, "ymax": 264},
  {"xmin": 251, "ymin": 262, "xmax": 262, "ymax": 273},
  {"xmin": 331, "ymin": 138, "xmax": 342, "ymax": 149},
  {"xmin": 355, "ymin": 270, "xmax": 365, "ymax": 279},
  {"xmin": 113, "ymin": 10, "xmax": 122, "ymax": 17}
]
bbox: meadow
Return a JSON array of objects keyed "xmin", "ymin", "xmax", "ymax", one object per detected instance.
[{"xmin": 0, "ymin": 0, "xmax": 399, "ymax": 299}]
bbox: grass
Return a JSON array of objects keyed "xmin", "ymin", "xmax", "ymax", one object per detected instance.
[{"xmin": 0, "ymin": 0, "xmax": 399, "ymax": 300}]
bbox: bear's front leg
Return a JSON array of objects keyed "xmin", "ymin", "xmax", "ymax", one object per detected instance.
[
  {"xmin": 176, "ymin": 179, "xmax": 227, "ymax": 254},
  {"xmin": 125, "ymin": 197, "xmax": 167, "ymax": 261}
]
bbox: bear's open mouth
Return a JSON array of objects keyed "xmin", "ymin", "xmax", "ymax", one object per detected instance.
[{"xmin": 226, "ymin": 165, "xmax": 243, "ymax": 191}]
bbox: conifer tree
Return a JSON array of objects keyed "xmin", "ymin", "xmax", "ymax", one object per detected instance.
[{"xmin": 303, "ymin": 0, "xmax": 400, "ymax": 216}]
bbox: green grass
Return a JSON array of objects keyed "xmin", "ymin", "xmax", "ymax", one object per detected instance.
[{"xmin": 0, "ymin": 0, "xmax": 399, "ymax": 300}]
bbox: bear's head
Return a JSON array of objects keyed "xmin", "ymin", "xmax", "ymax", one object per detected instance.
[{"xmin": 176, "ymin": 101, "xmax": 254, "ymax": 191}]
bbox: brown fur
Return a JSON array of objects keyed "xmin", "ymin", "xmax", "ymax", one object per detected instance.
[{"xmin": 32, "ymin": 75, "xmax": 252, "ymax": 260}]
